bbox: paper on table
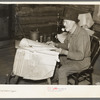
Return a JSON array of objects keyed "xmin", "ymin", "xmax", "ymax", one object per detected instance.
[
  {"xmin": 18, "ymin": 38, "xmax": 59, "ymax": 56},
  {"xmin": 19, "ymin": 38, "xmax": 56, "ymax": 49},
  {"xmin": 19, "ymin": 38, "xmax": 47, "ymax": 47},
  {"xmin": 78, "ymin": 13, "xmax": 94, "ymax": 28}
]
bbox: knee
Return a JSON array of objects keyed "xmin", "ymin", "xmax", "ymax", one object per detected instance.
[
  {"xmin": 58, "ymin": 66, "xmax": 69, "ymax": 76},
  {"xmin": 59, "ymin": 66, "xmax": 65, "ymax": 72},
  {"xmin": 58, "ymin": 67, "xmax": 66, "ymax": 76}
]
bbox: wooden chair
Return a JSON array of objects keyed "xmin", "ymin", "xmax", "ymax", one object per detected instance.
[{"xmin": 68, "ymin": 35, "xmax": 100, "ymax": 85}]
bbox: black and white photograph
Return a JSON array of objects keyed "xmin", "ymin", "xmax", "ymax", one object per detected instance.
[
  {"xmin": 0, "ymin": 3, "xmax": 100, "ymax": 85},
  {"xmin": 0, "ymin": 2, "xmax": 100, "ymax": 98}
]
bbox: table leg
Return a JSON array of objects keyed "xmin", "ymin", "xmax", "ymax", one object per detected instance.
[{"xmin": 47, "ymin": 78, "xmax": 51, "ymax": 84}]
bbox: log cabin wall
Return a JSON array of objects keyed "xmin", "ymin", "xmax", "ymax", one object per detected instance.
[
  {"xmin": 0, "ymin": 5, "xmax": 9, "ymax": 40},
  {"xmin": 93, "ymin": 5, "xmax": 100, "ymax": 38},
  {"xmin": 15, "ymin": 4, "xmax": 64, "ymax": 40},
  {"xmin": 64, "ymin": 5, "xmax": 94, "ymax": 14},
  {"xmin": 0, "ymin": 5, "xmax": 15, "ymax": 47},
  {"xmin": 15, "ymin": 4, "xmax": 94, "ymax": 40}
]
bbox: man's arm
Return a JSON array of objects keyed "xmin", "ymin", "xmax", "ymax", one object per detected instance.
[{"xmin": 55, "ymin": 37, "xmax": 69, "ymax": 50}]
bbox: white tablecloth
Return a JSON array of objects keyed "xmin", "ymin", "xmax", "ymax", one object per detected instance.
[{"xmin": 13, "ymin": 38, "xmax": 59, "ymax": 80}]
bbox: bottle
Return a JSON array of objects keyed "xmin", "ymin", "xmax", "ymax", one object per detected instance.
[
  {"xmin": 40, "ymin": 35, "xmax": 43, "ymax": 43},
  {"xmin": 47, "ymin": 34, "xmax": 51, "ymax": 42},
  {"xmin": 43, "ymin": 34, "xmax": 47, "ymax": 43}
]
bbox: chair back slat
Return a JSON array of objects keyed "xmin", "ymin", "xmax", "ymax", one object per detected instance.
[{"xmin": 90, "ymin": 35, "xmax": 100, "ymax": 67}]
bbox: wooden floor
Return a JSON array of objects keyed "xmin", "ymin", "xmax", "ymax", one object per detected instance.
[
  {"xmin": 0, "ymin": 44, "xmax": 15, "ymax": 84},
  {"xmin": 0, "ymin": 44, "xmax": 100, "ymax": 85}
]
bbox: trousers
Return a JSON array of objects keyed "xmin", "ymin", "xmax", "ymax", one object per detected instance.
[{"xmin": 58, "ymin": 56, "xmax": 83, "ymax": 85}]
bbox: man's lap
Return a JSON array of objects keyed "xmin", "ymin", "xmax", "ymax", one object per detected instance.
[{"xmin": 59, "ymin": 61, "xmax": 82, "ymax": 76}]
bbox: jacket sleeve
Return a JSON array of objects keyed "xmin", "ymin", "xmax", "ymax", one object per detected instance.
[
  {"xmin": 67, "ymin": 33, "xmax": 87, "ymax": 60},
  {"xmin": 57, "ymin": 37, "xmax": 69, "ymax": 50},
  {"xmin": 57, "ymin": 43, "xmax": 68, "ymax": 50}
]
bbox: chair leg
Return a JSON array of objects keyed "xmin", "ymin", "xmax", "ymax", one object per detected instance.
[
  {"xmin": 75, "ymin": 74, "xmax": 79, "ymax": 85},
  {"xmin": 89, "ymin": 73, "xmax": 93, "ymax": 85},
  {"xmin": 47, "ymin": 78, "xmax": 51, "ymax": 85}
]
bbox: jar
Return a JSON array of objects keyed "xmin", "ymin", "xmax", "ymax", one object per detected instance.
[{"xmin": 30, "ymin": 29, "xmax": 39, "ymax": 41}]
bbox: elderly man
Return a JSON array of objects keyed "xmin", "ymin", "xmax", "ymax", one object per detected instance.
[{"xmin": 47, "ymin": 10, "xmax": 91, "ymax": 85}]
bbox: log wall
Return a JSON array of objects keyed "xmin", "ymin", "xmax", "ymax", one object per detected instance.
[
  {"xmin": 14, "ymin": 4, "xmax": 94, "ymax": 39},
  {"xmin": 15, "ymin": 5, "xmax": 64, "ymax": 39},
  {"xmin": 0, "ymin": 5, "xmax": 10, "ymax": 40}
]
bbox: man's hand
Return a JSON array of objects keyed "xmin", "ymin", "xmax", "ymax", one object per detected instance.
[
  {"xmin": 55, "ymin": 48, "xmax": 68, "ymax": 55},
  {"xmin": 55, "ymin": 48, "xmax": 62, "ymax": 53},
  {"xmin": 46, "ymin": 41, "xmax": 55, "ymax": 47}
]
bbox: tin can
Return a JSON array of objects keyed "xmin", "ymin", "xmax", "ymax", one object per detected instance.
[{"xmin": 30, "ymin": 30, "xmax": 39, "ymax": 41}]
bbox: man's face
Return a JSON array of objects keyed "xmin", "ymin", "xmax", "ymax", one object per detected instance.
[{"xmin": 63, "ymin": 19, "xmax": 75, "ymax": 32}]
